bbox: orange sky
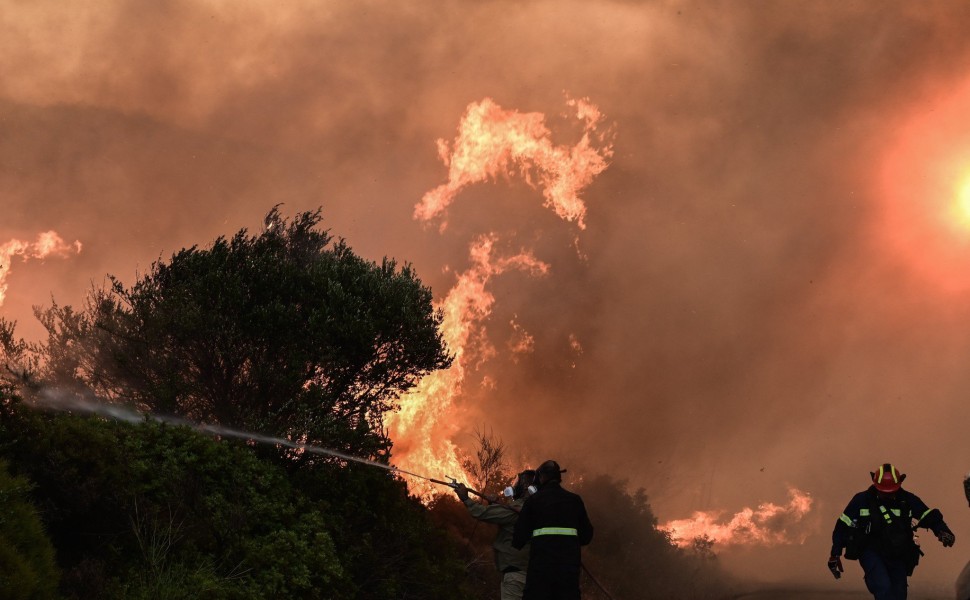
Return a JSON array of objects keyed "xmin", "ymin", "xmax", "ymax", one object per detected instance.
[{"xmin": 4, "ymin": 1, "xmax": 970, "ymax": 594}]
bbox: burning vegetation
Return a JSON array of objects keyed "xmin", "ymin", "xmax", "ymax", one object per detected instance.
[
  {"xmin": 388, "ymin": 96, "xmax": 614, "ymax": 499},
  {"xmin": 660, "ymin": 487, "xmax": 814, "ymax": 548},
  {"xmin": 1, "ymin": 206, "xmax": 735, "ymax": 599},
  {"xmin": 0, "ymin": 231, "xmax": 80, "ymax": 308}
]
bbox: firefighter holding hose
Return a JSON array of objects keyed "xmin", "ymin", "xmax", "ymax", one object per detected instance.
[
  {"xmin": 455, "ymin": 469, "xmax": 536, "ymax": 600},
  {"xmin": 828, "ymin": 463, "xmax": 955, "ymax": 600}
]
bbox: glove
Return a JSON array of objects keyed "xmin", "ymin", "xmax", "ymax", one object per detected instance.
[
  {"xmin": 827, "ymin": 555, "xmax": 843, "ymax": 580},
  {"xmin": 454, "ymin": 482, "xmax": 470, "ymax": 502},
  {"xmin": 938, "ymin": 529, "xmax": 956, "ymax": 547}
]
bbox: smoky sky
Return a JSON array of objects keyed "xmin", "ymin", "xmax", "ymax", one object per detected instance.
[{"xmin": 5, "ymin": 0, "xmax": 970, "ymax": 591}]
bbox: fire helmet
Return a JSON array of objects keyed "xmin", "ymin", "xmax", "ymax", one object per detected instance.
[
  {"xmin": 536, "ymin": 460, "xmax": 566, "ymax": 483},
  {"xmin": 871, "ymin": 463, "xmax": 905, "ymax": 493}
]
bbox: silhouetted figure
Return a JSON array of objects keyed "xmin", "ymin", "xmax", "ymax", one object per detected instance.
[
  {"xmin": 512, "ymin": 460, "xmax": 593, "ymax": 600},
  {"xmin": 956, "ymin": 472, "xmax": 970, "ymax": 600}
]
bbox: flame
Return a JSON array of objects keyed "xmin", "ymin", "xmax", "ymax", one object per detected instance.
[
  {"xmin": 385, "ymin": 236, "xmax": 548, "ymax": 498},
  {"xmin": 391, "ymin": 96, "xmax": 612, "ymax": 500},
  {"xmin": 660, "ymin": 487, "xmax": 814, "ymax": 548},
  {"xmin": 0, "ymin": 231, "xmax": 81, "ymax": 308},
  {"xmin": 415, "ymin": 96, "xmax": 614, "ymax": 230},
  {"xmin": 507, "ymin": 318, "xmax": 535, "ymax": 361}
]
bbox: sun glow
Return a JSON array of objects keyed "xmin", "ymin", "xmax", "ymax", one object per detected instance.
[
  {"xmin": 955, "ymin": 176, "xmax": 970, "ymax": 228},
  {"xmin": 879, "ymin": 77, "xmax": 970, "ymax": 292}
]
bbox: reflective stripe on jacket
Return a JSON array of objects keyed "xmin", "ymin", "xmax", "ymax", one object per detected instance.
[
  {"xmin": 511, "ymin": 481, "xmax": 593, "ymax": 569},
  {"xmin": 830, "ymin": 486, "xmax": 943, "ymax": 558}
]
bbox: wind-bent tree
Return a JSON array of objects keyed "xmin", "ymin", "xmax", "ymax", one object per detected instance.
[{"xmin": 36, "ymin": 207, "xmax": 451, "ymax": 460}]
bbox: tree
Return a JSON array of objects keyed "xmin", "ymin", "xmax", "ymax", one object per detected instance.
[
  {"xmin": 0, "ymin": 458, "xmax": 59, "ymax": 600},
  {"xmin": 0, "ymin": 318, "xmax": 37, "ymax": 415},
  {"xmin": 0, "ymin": 411, "xmax": 353, "ymax": 600},
  {"xmin": 0, "ymin": 209, "xmax": 478, "ymax": 599},
  {"xmin": 33, "ymin": 207, "xmax": 451, "ymax": 461},
  {"xmin": 461, "ymin": 427, "xmax": 511, "ymax": 498},
  {"xmin": 573, "ymin": 475, "xmax": 734, "ymax": 599}
]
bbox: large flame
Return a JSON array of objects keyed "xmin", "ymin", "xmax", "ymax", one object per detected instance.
[
  {"xmin": 385, "ymin": 236, "xmax": 548, "ymax": 497},
  {"xmin": 0, "ymin": 231, "xmax": 81, "ymax": 308},
  {"xmin": 389, "ymin": 96, "xmax": 613, "ymax": 497},
  {"xmin": 660, "ymin": 487, "xmax": 814, "ymax": 548},
  {"xmin": 414, "ymin": 96, "xmax": 613, "ymax": 230}
]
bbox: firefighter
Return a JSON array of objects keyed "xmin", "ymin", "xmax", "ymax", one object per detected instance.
[
  {"xmin": 511, "ymin": 460, "xmax": 593, "ymax": 600},
  {"xmin": 958, "ymin": 472, "xmax": 970, "ymax": 600},
  {"xmin": 455, "ymin": 469, "xmax": 535, "ymax": 600},
  {"xmin": 828, "ymin": 463, "xmax": 955, "ymax": 600}
]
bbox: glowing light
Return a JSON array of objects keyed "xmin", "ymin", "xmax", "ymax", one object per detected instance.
[
  {"xmin": 879, "ymin": 76, "xmax": 970, "ymax": 292},
  {"xmin": 660, "ymin": 487, "xmax": 814, "ymax": 548},
  {"xmin": 956, "ymin": 176, "xmax": 970, "ymax": 227},
  {"xmin": 0, "ymin": 231, "xmax": 81, "ymax": 307}
]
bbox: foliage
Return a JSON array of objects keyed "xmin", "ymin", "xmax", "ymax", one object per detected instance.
[
  {"xmin": 0, "ymin": 318, "xmax": 37, "ymax": 419},
  {"xmin": 0, "ymin": 410, "xmax": 351, "ymax": 600},
  {"xmin": 32, "ymin": 207, "xmax": 451, "ymax": 462},
  {"xmin": 573, "ymin": 474, "xmax": 733, "ymax": 600},
  {"xmin": 0, "ymin": 202, "xmax": 473, "ymax": 599},
  {"xmin": 0, "ymin": 208, "xmax": 730, "ymax": 600},
  {"xmin": 460, "ymin": 427, "xmax": 510, "ymax": 498},
  {"xmin": 299, "ymin": 465, "xmax": 475, "ymax": 600},
  {"xmin": 0, "ymin": 458, "xmax": 60, "ymax": 600},
  {"xmin": 426, "ymin": 494, "xmax": 504, "ymax": 600}
]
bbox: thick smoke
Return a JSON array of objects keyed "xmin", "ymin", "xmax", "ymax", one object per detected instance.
[{"xmin": 4, "ymin": 1, "xmax": 970, "ymax": 592}]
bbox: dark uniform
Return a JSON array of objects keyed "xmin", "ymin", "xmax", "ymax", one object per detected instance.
[
  {"xmin": 829, "ymin": 464, "xmax": 954, "ymax": 600},
  {"xmin": 511, "ymin": 461, "xmax": 593, "ymax": 600}
]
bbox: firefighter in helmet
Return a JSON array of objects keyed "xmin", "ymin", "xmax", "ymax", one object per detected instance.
[
  {"xmin": 455, "ymin": 469, "xmax": 536, "ymax": 600},
  {"xmin": 511, "ymin": 460, "xmax": 593, "ymax": 600},
  {"xmin": 828, "ymin": 463, "xmax": 955, "ymax": 600}
]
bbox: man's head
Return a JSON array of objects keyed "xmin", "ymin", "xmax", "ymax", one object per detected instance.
[
  {"xmin": 871, "ymin": 463, "xmax": 905, "ymax": 497},
  {"xmin": 536, "ymin": 460, "xmax": 565, "ymax": 486},
  {"xmin": 512, "ymin": 469, "xmax": 537, "ymax": 499}
]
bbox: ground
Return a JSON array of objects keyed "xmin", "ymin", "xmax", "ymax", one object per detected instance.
[{"xmin": 733, "ymin": 592, "xmax": 950, "ymax": 600}]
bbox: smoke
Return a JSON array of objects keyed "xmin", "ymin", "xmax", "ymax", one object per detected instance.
[{"xmin": 5, "ymin": 0, "xmax": 970, "ymax": 589}]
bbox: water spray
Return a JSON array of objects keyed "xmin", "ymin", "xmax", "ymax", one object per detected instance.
[{"xmin": 26, "ymin": 387, "xmax": 480, "ymax": 495}]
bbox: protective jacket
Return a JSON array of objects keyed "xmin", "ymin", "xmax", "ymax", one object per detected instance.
[
  {"xmin": 511, "ymin": 481, "xmax": 593, "ymax": 568},
  {"xmin": 464, "ymin": 497, "xmax": 530, "ymax": 573},
  {"xmin": 831, "ymin": 485, "xmax": 946, "ymax": 561}
]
